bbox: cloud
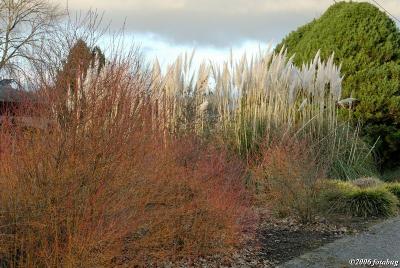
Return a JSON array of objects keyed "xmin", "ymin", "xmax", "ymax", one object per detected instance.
[
  {"xmin": 59, "ymin": 0, "xmax": 326, "ymax": 13},
  {"xmin": 132, "ymin": 33, "xmax": 269, "ymax": 67},
  {"xmin": 54, "ymin": 0, "xmax": 400, "ymax": 47},
  {"xmin": 104, "ymin": 9, "xmax": 318, "ymax": 47}
]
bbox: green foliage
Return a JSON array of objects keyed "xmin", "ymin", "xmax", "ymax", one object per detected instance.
[
  {"xmin": 319, "ymin": 180, "xmax": 398, "ymax": 218},
  {"xmin": 276, "ymin": 2, "xmax": 400, "ymax": 169},
  {"xmin": 382, "ymin": 167, "xmax": 400, "ymax": 182},
  {"xmin": 385, "ymin": 183, "xmax": 400, "ymax": 201},
  {"xmin": 326, "ymin": 124, "xmax": 378, "ymax": 180}
]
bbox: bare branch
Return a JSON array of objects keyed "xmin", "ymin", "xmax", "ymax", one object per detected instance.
[{"xmin": 0, "ymin": 0, "xmax": 61, "ymax": 79}]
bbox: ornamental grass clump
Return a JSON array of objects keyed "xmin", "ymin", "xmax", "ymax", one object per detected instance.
[
  {"xmin": 153, "ymin": 50, "xmax": 343, "ymax": 153},
  {"xmin": 151, "ymin": 49, "xmax": 376, "ymax": 179},
  {"xmin": 276, "ymin": 2, "xmax": 400, "ymax": 169},
  {"xmin": 320, "ymin": 180, "xmax": 398, "ymax": 218},
  {"xmin": 385, "ymin": 183, "xmax": 400, "ymax": 202},
  {"xmin": 344, "ymin": 188, "xmax": 398, "ymax": 218}
]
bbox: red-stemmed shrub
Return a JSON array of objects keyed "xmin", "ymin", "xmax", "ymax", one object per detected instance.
[
  {"xmin": 0, "ymin": 58, "xmax": 254, "ymax": 267},
  {"xmin": 254, "ymin": 137, "xmax": 327, "ymax": 223}
]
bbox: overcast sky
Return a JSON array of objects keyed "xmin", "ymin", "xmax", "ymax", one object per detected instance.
[{"xmin": 54, "ymin": 0, "xmax": 400, "ymax": 65}]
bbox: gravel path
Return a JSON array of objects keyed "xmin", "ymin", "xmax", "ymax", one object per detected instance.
[{"xmin": 278, "ymin": 216, "xmax": 400, "ymax": 268}]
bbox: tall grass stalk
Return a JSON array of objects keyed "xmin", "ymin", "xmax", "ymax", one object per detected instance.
[{"xmin": 150, "ymin": 48, "xmax": 375, "ymax": 178}]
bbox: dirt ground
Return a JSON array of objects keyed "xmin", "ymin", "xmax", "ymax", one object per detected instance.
[{"xmin": 257, "ymin": 215, "xmax": 382, "ymax": 266}]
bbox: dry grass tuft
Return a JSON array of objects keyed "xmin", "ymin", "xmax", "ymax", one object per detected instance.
[{"xmin": 352, "ymin": 177, "xmax": 384, "ymax": 189}]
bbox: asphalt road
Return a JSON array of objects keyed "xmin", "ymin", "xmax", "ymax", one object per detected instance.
[{"xmin": 279, "ymin": 216, "xmax": 400, "ymax": 268}]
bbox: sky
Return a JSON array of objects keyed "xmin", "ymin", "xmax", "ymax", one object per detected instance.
[{"xmin": 54, "ymin": 0, "xmax": 400, "ymax": 66}]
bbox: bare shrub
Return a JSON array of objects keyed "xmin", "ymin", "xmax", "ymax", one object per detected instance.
[
  {"xmin": 255, "ymin": 137, "xmax": 327, "ymax": 223},
  {"xmin": 0, "ymin": 53, "xmax": 252, "ymax": 266},
  {"xmin": 118, "ymin": 137, "xmax": 254, "ymax": 265},
  {"xmin": 0, "ymin": 59, "xmax": 148, "ymax": 267}
]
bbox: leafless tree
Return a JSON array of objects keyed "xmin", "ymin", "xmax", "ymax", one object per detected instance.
[{"xmin": 0, "ymin": 0, "xmax": 60, "ymax": 78}]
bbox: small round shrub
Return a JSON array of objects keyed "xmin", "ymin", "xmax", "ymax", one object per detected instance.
[
  {"xmin": 318, "ymin": 180, "xmax": 355, "ymax": 212},
  {"xmin": 385, "ymin": 183, "xmax": 400, "ymax": 201},
  {"xmin": 344, "ymin": 188, "xmax": 398, "ymax": 218},
  {"xmin": 319, "ymin": 180, "xmax": 398, "ymax": 218},
  {"xmin": 352, "ymin": 177, "xmax": 384, "ymax": 189}
]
